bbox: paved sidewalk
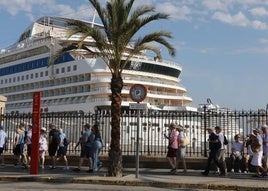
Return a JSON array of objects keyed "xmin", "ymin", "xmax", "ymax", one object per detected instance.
[{"xmin": 0, "ymin": 165, "xmax": 267, "ymax": 191}]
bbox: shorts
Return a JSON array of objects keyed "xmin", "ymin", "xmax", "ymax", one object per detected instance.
[
  {"xmin": 57, "ymin": 146, "xmax": 67, "ymax": 157},
  {"xmin": 13, "ymin": 144, "xmax": 24, "ymax": 156},
  {"xmin": 167, "ymin": 147, "xmax": 178, "ymax": 158},
  {"xmin": 48, "ymin": 145, "xmax": 58, "ymax": 156},
  {"xmin": 81, "ymin": 146, "xmax": 93, "ymax": 158},
  {"xmin": 0, "ymin": 147, "xmax": 4, "ymax": 155},
  {"xmin": 80, "ymin": 147, "xmax": 85, "ymax": 157},
  {"xmin": 27, "ymin": 144, "xmax": 31, "ymax": 156}
]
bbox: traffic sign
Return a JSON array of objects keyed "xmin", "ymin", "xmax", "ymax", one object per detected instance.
[
  {"xmin": 129, "ymin": 103, "xmax": 148, "ymax": 110},
  {"xmin": 129, "ymin": 84, "xmax": 147, "ymax": 103}
]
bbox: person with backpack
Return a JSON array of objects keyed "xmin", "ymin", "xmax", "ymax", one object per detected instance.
[
  {"xmin": 48, "ymin": 123, "xmax": 60, "ymax": 169},
  {"xmin": 215, "ymin": 126, "xmax": 228, "ymax": 176},
  {"xmin": 73, "ymin": 123, "xmax": 94, "ymax": 172},
  {"xmin": 56, "ymin": 128, "xmax": 69, "ymax": 170}
]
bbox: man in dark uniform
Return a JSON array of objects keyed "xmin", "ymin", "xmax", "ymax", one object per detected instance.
[{"xmin": 201, "ymin": 127, "xmax": 223, "ymax": 176}]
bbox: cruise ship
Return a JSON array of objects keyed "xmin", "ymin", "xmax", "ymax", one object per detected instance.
[{"xmin": 0, "ymin": 16, "xmax": 192, "ymax": 113}]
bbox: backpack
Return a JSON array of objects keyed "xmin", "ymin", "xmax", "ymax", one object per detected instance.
[
  {"xmin": 52, "ymin": 129, "xmax": 60, "ymax": 145},
  {"xmin": 223, "ymin": 135, "xmax": 228, "ymax": 145},
  {"xmin": 63, "ymin": 137, "xmax": 70, "ymax": 146}
]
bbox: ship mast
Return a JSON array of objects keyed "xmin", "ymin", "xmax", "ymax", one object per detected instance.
[{"xmin": 91, "ymin": 9, "xmax": 97, "ymax": 28}]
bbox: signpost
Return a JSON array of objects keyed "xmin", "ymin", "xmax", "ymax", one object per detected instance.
[
  {"xmin": 129, "ymin": 84, "xmax": 147, "ymax": 178},
  {"xmin": 30, "ymin": 92, "xmax": 41, "ymax": 174}
]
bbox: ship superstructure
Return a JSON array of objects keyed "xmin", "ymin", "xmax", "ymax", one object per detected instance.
[{"xmin": 0, "ymin": 16, "xmax": 192, "ymax": 113}]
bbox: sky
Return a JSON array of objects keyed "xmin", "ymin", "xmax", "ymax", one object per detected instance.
[{"xmin": 1, "ymin": 0, "xmax": 268, "ymax": 111}]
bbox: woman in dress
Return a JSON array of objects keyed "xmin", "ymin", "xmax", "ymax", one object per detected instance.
[
  {"xmin": 39, "ymin": 127, "xmax": 48, "ymax": 169},
  {"xmin": 250, "ymin": 130, "xmax": 265, "ymax": 177}
]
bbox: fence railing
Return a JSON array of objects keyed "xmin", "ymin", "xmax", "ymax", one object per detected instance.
[{"xmin": 0, "ymin": 108, "xmax": 267, "ymax": 157}]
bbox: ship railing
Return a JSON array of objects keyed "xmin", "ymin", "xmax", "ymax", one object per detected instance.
[
  {"xmin": 129, "ymin": 54, "xmax": 182, "ymax": 68},
  {"xmin": 90, "ymin": 75, "xmax": 183, "ymax": 87},
  {"xmin": 2, "ymin": 36, "xmax": 54, "ymax": 55}
]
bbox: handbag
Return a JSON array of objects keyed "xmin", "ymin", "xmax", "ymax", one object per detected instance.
[{"xmin": 181, "ymin": 135, "xmax": 190, "ymax": 146}]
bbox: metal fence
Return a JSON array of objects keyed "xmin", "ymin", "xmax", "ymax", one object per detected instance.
[{"xmin": 0, "ymin": 108, "xmax": 267, "ymax": 157}]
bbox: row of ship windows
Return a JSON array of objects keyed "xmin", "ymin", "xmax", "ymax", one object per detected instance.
[
  {"xmin": 0, "ymin": 53, "xmax": 74, "ymax": 76},
  {"xmin": 1, "ymin": 71, "xmax": 49, "ymax": 84},
  {"xmin": 0, "ymin": 65, "xmax": 77, "ymax": 85},
  {"xmin": 1, "ymin": 73, "xmax": 92, "ymax": 94},
  {"xmin": 7, "ymin": 85, "xmax": 92, "ymax": 102}
]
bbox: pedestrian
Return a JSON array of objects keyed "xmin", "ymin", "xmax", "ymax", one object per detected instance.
[
  {"xmin": 176, "ymin": 125, "xmax": 187, "ymax": 173},
  {"xmin": 48, "ymin": 123, "xmax": 60, "ymax": 169},
  {"xmin": 39, "ymin": 127, "xmax": 48, "ymax": 169},
  {"xmin": 163, "ymin": 123, "xmax": 178, "ymax": 174},
  {"xmin": 13, "ymin": 123, "xmax": 26, "ymax": 167},
  {"xmin": 92, "ymin": 124, "xmax": 103, "ymax": 171},
  {"xmin": 230, "ymin": 134, "xmax": 244, "ymax": 173},
  {"xmin": 215, "ymin": 126, "xmax": 227, "ymax": 176},
  {"xmin": 261, "ymin": 124, "xmax": 268, "ymax": 176},
  {"xmin": 0, "ymin": 125, "xmax": 7, "ymax": 166},
  {"xmin": 56, "ymin": 128, "xmax": 69, "ymax": 170},
  {"xmin": 73, "ymin": 123, "xmax": 94, "ymax": 172},
  {"xmin": 243, "ymin": 134, "xmax": 253, "ymax": 173},
  {"xmin": 201, "ymin": 127, "xmax": 223, "ymax": 176},
  {"xmin": 250, "ymin": 128, "xmax": 265, "ymax": 177},
  {"xmin": 74, "ymin": 130, "xmax": 84, "ymax": 150},
  {"xmin": 25, "ymin": 124, "xmax": 32, "ymax": 168}
]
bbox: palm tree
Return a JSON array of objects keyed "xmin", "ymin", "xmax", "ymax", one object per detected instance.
[{"xmin": 50, "ymin": 0, "xmax": 175, "ymax": 177}]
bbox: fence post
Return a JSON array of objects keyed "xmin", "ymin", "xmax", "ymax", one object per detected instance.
[{"xmin": 203, "ymin": 106, "xmax": 207, "ymax": 157}]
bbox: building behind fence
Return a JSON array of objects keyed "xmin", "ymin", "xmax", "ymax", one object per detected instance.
[{"xmin": 0, "ymin": 108, "xmax": 267, "ymax": 158}]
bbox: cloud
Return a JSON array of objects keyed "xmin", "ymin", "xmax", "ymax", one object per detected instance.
[
  {"xmin": 0, "ymin": 0, "xmax": 92, "ymax": 21},
  {"xmin": 155, "ymin": 2, "xmax": 192, "ymax": 21},
  {"xmin": 202, "ymin": 0, "xmax": 228, "ymax": 12},
  {"xmin": 212, "ymin": 11, "xmax": 250, "ymax": 27},
  {"xmin": 249, "ymin": 7, "xmax": 268, "ymax": 17},
  {"xmin": 0, "ymin": 0, "xmax": 49, "ymax": 15},
  {"xmin": 251, "ymin": 20, "xmax": 268, "ymax": 30}
]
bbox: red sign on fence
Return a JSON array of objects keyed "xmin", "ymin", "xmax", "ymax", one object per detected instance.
[{"xmin": 30, "ymin": 92, "xmax": 41, "ymax": 174}]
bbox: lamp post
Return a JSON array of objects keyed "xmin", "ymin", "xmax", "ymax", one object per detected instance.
[{"xmin": 203, "ymin": 105, "xmax": 208, "ymax": 157}]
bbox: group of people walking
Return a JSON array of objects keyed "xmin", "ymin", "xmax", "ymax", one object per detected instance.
[
  {"xmin": 48, "ymin": 123, "xmax": 103, "ymax": 172},
  {"xmin": 0, "ymin": 122, "xmax": 103, "ymax": 172},
  {"xmin": 164, "ymin": 123, "xmax": 268, "ymax": 178},
  {"xmin": 202, "ymin": 125, "xmax": 268, "ymax": 177}
]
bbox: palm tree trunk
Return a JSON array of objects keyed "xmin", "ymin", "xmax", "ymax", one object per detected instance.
[{"xmin": 108, "ymin": 75, "xmax": 123, "ymax": 177}]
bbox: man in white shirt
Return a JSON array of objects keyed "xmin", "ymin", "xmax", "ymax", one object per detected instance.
[{"xmin": 0, "ymin": 125, "xmax": 7, "ymax": 165}]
